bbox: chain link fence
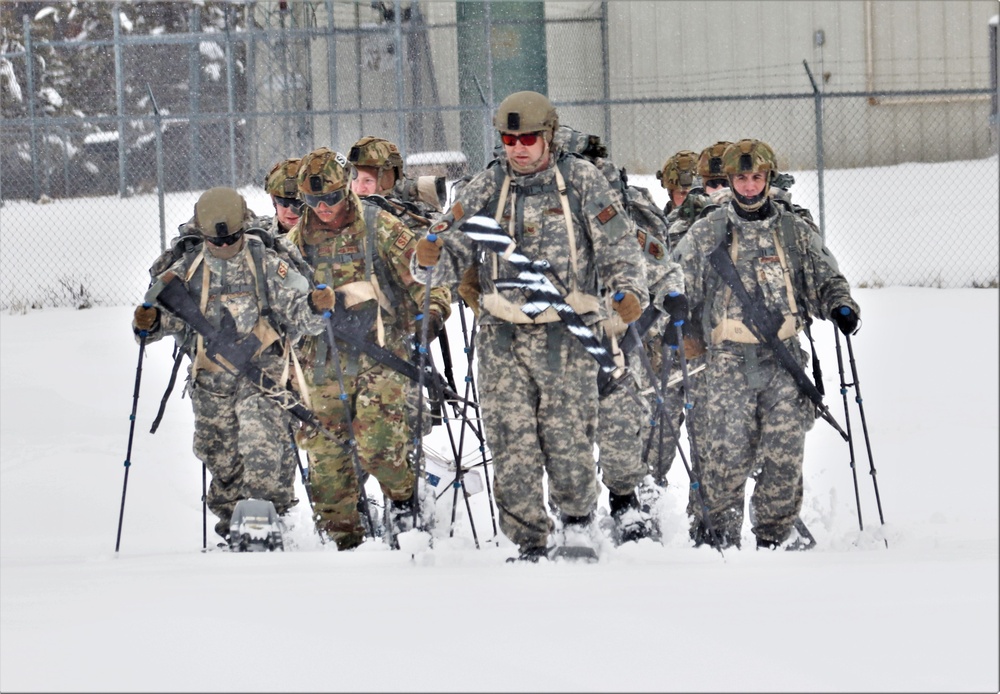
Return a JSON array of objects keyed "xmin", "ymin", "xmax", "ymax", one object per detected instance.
[{"xmin": 2, "ymin": 1, "xmax": 997, "ymax": 311}]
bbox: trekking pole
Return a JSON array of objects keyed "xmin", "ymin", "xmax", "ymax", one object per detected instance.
[
  {"xmin": 115, "ymin": 321, "xmax": 148, "ymax": 553},
  {"xmin": 410, "ymin": 256, "xmax": 438, "ymax": 532},
  {"xmin": 833, "ymin": 328, "xmax": 864, "ymax": 533},
  {"xmin": 201, "ymin": 462, "xmax": 207, "ymax": 550},
  {"xmin": 317, "ymin": 286, "xmax": 377, "ymax": 539},
  {"xmin": 455, "ymin": 303, "xmax": 498, "ymax": 538},
  {"xmin": 673, "ymin": 321, "xmax": 724, "ymax": 557},
  {"xmin": 845, "ymin": 331, "xmax": 887, "ymax": 547}
]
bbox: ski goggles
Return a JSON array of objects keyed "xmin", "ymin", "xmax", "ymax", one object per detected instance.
[
  {"xmin": 302, "ymin": 188, "xmax": 348, "ymax": 209},
  {"xmin": 500, "ymin": 131, "xmax": 543, "ymax": 147},
  {"xmin": 205, "ymin": 229, "xmax": 244, "ymax": 247},
  {"xmin": 274, "ymin": 195, "xmax": 303, "ymax": 212}
]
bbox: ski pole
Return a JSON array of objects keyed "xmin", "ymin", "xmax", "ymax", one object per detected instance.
[
  {"xmin": 846, "ymin": 332, "xmax": 887, "ymax": 547},
  {"xmin": 455, "ymin": 303, "xmax": 498, "ymax": 538},
  {"xmin": 410, "ymin": 253, "xmax": 438, "ymax": 532},
  {"xmin": 115, "ymin": 319, "xmax": 148, "ymax": 553},
  {"xmin": 201, "ymin": 462, "xmax": 207, "ymax": 550},
  {"xmin": 833, "ymin": 327, "xmax": 864, "ymax": 532},
  {"xmin": 317, "ymin": 286, "xmax": 378, "ymax": 539},
  {"xmin": 673, "ymin": 321, "xmax": 724, "ymax": 557}
]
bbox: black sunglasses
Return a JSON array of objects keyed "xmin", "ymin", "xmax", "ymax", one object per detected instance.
[
  {"xmin": 274, "ymin": 195, "xmax": 303, "ymax": 212},
  {"xmin": 205, "ymin": 230, "xmax": 244, "ymax": 247},
  {"xmin": 303, "ymin": 188, "xmax": 347, "ymax": 209}
]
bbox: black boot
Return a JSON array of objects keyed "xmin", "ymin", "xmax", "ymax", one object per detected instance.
[{"xmin": 608, "ymin": 491, "xmax": 650, "ymax": 544}]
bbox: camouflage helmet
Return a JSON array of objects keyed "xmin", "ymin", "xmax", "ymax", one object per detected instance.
[
  {"xmin": 347, "ymin": 136, "xmax": 404, "ymax": 182},
  {"xmin": 721, "ymin": 139, "xmax": 778, "ymax": 179},
  {"xmin": 194, "ymin": 187, "xmax": 246, "ymax": 238},
  {"xmin": 493, "ymin": 91, "xmax": 559, "ymax": 137},
  {"xmin": 297, "ymin": 147, "xmax": 354, "ymax": 197},
  {"xmin": 264, "ymin": 157, "xmax": 302, "ymax": 198},
  {"xmin": 656, "ymin": 150, "xmax": 699, "ymax": 191},
  {"xmin": 697, "ymin": 141, "xmax": 733, "ymax": 182}
]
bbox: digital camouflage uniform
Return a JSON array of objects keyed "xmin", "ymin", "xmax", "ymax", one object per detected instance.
[
  {"xmin": 673, "ymin": 198, "xmax": 858, "ymax": 548},
  {"xmin": 140, "ymin": 233, "xmax": 325, "ymax": 537},
  {"xmin": 412, "ymin": 148, "xmax": 647, "ymax": 553},
  {"xmin": 287, "ymin": 191, "xmax": 451, "ymax": 550}
]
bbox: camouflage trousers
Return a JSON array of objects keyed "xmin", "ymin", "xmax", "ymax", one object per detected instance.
[
  {"xmin": 691, "ymin": 346, "xmax": 815, "ymax": 547},
  {"xmin": 190, "ymin": 368, "xmax": 299, "ymax": 535},
  {"xmin": 477, "ymin": 323, "xmax": 600, "ymax": 551},
  {"xmin": 297, "ymin": 356, "xmax": 416, "ymax": 550},
  {"xmin": 597, "ymin": 364, "xmax": 649, "ymax": 496},
  {"xmin": 645, "ymin": 338, "xmax": 706, "ymax": 485}
]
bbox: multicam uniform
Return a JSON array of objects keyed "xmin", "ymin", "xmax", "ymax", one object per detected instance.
[
  {"xmin": 673, "ymin": 197, "xmax": 858, "ymax": 548},
  {"xmin": 141, "ymin": 233, "xmax": 325, "ymax": 537},
  {"xmin": 287, "ymin": 191, "xmax": 451, "ymax": 550},
  {"xmin": 412, "ymin": 149, "xmax": 647, "ymax": 553}
]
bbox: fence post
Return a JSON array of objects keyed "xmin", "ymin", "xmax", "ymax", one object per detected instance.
[
  {"xmin": 600, "ymin": 2, "xmax": 611, "ymax": 152},
  {"xmin": 224, "ymin": 6, "xmax": 237, "ymax": 187},
  {"xmin": 23, "ymin": 15, "xmax": 41, "ymax": 202},
  {"xmin": 392, "ymin": 0, "xmax": 407, "ymax": 154},
  {"xmin": 113, "ymin": 4, "xmax": 128, "ymax": 198},
  {"xmin": 803, "ymin": 60, "xmax": 826, "ymax": 240},
  {"xmin": 188, "ymin": 5, "xmax": 201, "ymax": 190},
  {"xmin": 147, "ymin": 84, "xmax": 166, "ymax": 253}
]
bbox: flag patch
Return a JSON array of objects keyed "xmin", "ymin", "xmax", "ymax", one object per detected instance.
[{"xmin": 596, "ymin": 205, "xmax": 617, "ymax": 225}]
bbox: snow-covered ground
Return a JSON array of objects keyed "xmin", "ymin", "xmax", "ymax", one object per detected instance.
[{"xmin": 1, "ymin": 160, "xmax": 998, "ymax": 691}]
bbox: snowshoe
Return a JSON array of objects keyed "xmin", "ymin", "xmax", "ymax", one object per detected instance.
[
  {"xmin": 228, "ymin": 498, "xmax": 285, "ymax": 552},
  {"xmin": 553, "ymin": 513, "xmax": 599, "ymax": 563},
  {"xmin": 506, "ymin": 545, "xmax": 551, "ymax": 563},
  {"xmin": 606, "ymin": 490, "xmax": 653, "ymax": 546}
]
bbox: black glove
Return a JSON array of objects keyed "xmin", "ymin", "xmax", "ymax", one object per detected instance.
[
  {"xmin": 832, "ymin": 305, "xmax": 859, "ymax": 335},
  {"xmin": 419, "ymin": 311, "xmax": 444, "ymax": 342},
  {"xmin": 662, "ymin": 291, "xmax": 689, "ymax": 326}
]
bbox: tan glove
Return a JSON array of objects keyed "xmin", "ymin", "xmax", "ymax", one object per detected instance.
[
  {"xmin": 457, "ymin": 265, "xmax": 482, "ymax": 317},
  {"xmin": 611, "ymin": 291, "xmax": 642, "ymax": 324},
  {"xmin": 415, "ymin": 235, "xmax": 443, "ymax": 267},
  {"xmin": 309, "ymin": 285, "xmax": 335, "ymax": 314},
  {"xmin": 133, "ymin": 304, "xmax": 159, "ymax": 333}
]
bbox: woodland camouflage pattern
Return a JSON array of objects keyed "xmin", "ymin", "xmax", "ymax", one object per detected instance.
[
  {"xmin": 138, "ymin": 237, "xmax": 325, "ymax": 535},
  {"xmin": 287, "ymin": 192, "xmax": 451, "ymax": 549},
  {"xmin": 672, "ymin": 201, "xmax": 858, "ymax": 547}
]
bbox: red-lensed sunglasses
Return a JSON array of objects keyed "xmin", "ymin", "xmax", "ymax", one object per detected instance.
[{"xmin": 500, "ymin": 131, "xmax": 542, "ymax": 147}]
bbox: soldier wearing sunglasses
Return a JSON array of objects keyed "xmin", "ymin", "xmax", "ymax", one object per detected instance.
[
  {"xmin": 412, "ymin": 91, "xmax": 650, "ymax": 562},
  {"xmin": 133, "ymin": 187, "xmax": 334, "ymax": 542},
  {"xmin": 285, "ymin": 147, "xmax": 452, "ymax": 551},
  {"xmin": 263, "ymin": 157, "xmax": 305, "ymax": 236}
]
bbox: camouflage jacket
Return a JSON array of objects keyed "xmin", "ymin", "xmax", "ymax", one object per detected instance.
[
  {"xmin": 286, "ymin": 192, "xmax": 451, "ymax": 362},
  {"xmin": 412, "ymin": 151, "xmax": 648, "ymax": 327},
  {"xmin": 672, "ymin": 201, "xmax": 858, "ymax": 355},
  {"xmin": 140, "ymin": 235, "xmax": 325, "ymax": 377}
]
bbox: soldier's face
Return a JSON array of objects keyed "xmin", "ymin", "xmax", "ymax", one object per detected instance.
[
  {"xmin": 352, "ymin": 167, "xmax": 379, "ymax": 196},
  {"xmin": 732, "ymin": 171, "xmax": 767, "ymax": 198},
  {"xmin": 272, "ymin": 195, "xmax": 301, "ymax": 230},
  {"xmin": 502, "ymin": 131, "xmax": 549, "ymax": 174},
  {"xmin": 670, "ymin": 188, "xmax": 689, "ymax": 208},
  {"xmin": 310, "ymin": 196, "xmax": 352, "ymax": 228}
]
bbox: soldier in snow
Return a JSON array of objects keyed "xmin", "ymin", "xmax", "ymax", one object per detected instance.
[
  {"xmin": 133, "ymin": 187, "xmax": 333, "ymax": 541},
  {"xmin": 671, "ymin": 139, "xmax": 860, "ymax": 550},
  {"xmin": 285, "ymin": 147, "xmax": 452, "ymax": 551},
  {"xmin": 411, "ymin": 91, "xmax": 649, "ymax": 561}
]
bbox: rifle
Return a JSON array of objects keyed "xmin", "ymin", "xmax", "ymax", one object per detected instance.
[{"xmin": 706, "ymin": 234, "xmax": 848, "ymax": 441}]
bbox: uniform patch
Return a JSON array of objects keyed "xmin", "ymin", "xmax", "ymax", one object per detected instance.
[
  {"xmin": 596, "ymin": 205, "xmax": 618, "ymax": 225},
  {"xmin": 393, "ymin": 229, "xmax": 415, "ymax": 250},
  {"xmin": 403, "ymin": 248, "xmax": 414, "ymax": 261},
  {"xmin": 431, "ymin": 221, "xmax": 451, "ymax": 234},
  {"xmin": 759, "ymin": 255, "xmax": 781, "ymax": 263},
  {"xmin": 277, "ymin": 261, "xmax": 288, "ymax": 279},
  {"xmin": 339, "ymin": 244, "xmax": 360, "ymax": 255},
  {"xmin": 648, "ymin": 241, "xmax": 664, "ymax": 260},
  {"xmin": 636, "ymin": 230, "xmax": 647, "ymax": 249},
  {"xmin": 451, "ymin": 201, "xmax": 465, "ymax": 222}
]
